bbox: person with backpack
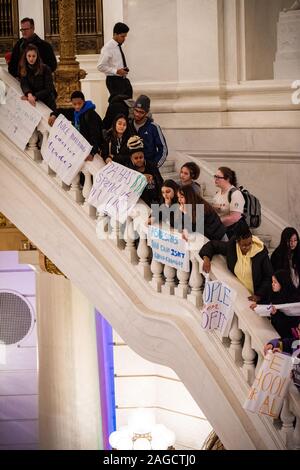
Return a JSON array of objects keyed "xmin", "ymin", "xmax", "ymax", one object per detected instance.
[{"xmin": 212, "ymin": 167, "xmax": 248, "ymax": 239}]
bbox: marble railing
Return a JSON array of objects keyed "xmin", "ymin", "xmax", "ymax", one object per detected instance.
[{"xmin": 1, "ymin": 68, "xmax": 299, "ymax": 449}]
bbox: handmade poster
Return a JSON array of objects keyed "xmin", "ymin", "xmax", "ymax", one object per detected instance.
[
  {"xmin": 254, "ymin": 302, "xmax": 300, "ymax": 317},
  {"xmin": 0, "ymin": 85, "xmax": 42, "ymax": 150},
  {"xmin": 201, "ymin": 280, "xmax": 236, "ymax": 337},
  {"xmin": 243, "ymin": 351, "xmax": 292, "ymax": 418},
  {"xmin": 147, "ymin": 226, "xmax": 190, "ymax": 272},
  {"xmin": 41, "ymin": 114, "xmax": 92, "ymax": 185},
  {"xmin": 88, "ymin": 161, "xmax": 147, "ymax": 223}
]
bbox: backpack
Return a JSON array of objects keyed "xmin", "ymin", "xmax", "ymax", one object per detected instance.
[{"xmin": 228, "ymin": 186, "xmax": 261, "ymax": 228}]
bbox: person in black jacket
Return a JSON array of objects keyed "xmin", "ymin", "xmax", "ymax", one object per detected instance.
[
  {"xmin": 9, "ymin": 17, "xmax": 57, "ymax": 78},
  {"xmin": 251, "ymin": 269, "xmax": 300, "ymax": 338},
  {"xmin": 48, "ymin": 91, "xmax": 103, "ymax": 160},
  {"xmin": 101, "ymin": 114, "xmax": 132, "ymax": 165},
  {"xmin": 200, "ymin": 225, "xmax": 273, "ymax": 303},
  {"xmin": 102, "ymin": 94, "xmax": 132, "ymax": 130},
  {"xmin": 19, "ymin": 44, "xmax": 57, "ymax": 110},
  {"xmin": 126, "ymin": 136, "xmax": 163, "ymax": 207},
  {"xmin": 176, "ymin": 185, "xmax": 226, "ymax": 241},
  {"xmin": 271, "ymin": 227, "xmax": 300, "ymax": 291}
]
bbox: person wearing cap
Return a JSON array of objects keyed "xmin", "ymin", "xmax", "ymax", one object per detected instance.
[
  {"xmin": 126, "ymin": 135, "xmax": 163, "ymax": 207},
  {"xmin": 130, "ymin": 95, "xmax": 168, "ymax": 168},
  {"xmin": 97, "ymin": 22, "xmax": 133, "ymax": 100}
]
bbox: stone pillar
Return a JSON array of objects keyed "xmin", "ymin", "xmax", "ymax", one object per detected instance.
[
  {"xmin": 19, "ymin": 251, "xmax": 103, "ymax": 450},
  {"xmin": 274, "ymin": 11, "xmax": 300, "ymax": 79},
  {"xmin": 55, "ymin": 0, "xmax": 86, "ymax": 107}
]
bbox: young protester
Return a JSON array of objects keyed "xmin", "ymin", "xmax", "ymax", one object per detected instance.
[
  {"xmin": 126, "ymin": 135, "xmax": 163, "ymax": 207},
  {"xmin": 101, "ymin": 114, "xmax": 132, "ymax": 165},
  {"xmin": 271, "ymin": 227, "xmax": 300, "ymax": 291},
  {"xmin": 200, "ymin": 225, "xmax": 273, "ymax": 303},
  {"xmin": 179, "ymin": 162, "xmax": 201, "ymax": 194},
  {"xmin": 19, "ymin": 44, "xmax": 57, "ymax": 110},
  {"xmin": 212, "ymin": 166, "xmax": 247, "ymax": 239}
]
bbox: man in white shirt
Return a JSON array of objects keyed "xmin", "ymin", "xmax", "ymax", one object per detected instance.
[{"xmin": 97, "ymin": 22, "xmax": 133, "ymax": 100}]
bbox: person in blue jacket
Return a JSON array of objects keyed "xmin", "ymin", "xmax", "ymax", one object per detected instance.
[{"xmin": 129, "ymin": 94, "xmax": 168, "ymax": 168}]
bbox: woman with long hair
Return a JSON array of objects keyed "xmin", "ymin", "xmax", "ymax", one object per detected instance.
[
  {"xmin": 179, "ymin": 162, "xmax": 201, "ymax": 194},
  {"xmin": 271, "ymin": 227, "xmax": 300, "ymax": 290},
  {"xmin": 212, "ymin": 166, "xmax": 247, "ymax": 239},
  {"xmin": 19, "ymin": 44, "xmax": 57, "ymax": 110},
  {"xmin": 101, "ymin": 113, "xmax": 132, "ymax": 165},
  {"xmin": 176, "ymin": 185, "xmax": 226, "ymax": 241}
]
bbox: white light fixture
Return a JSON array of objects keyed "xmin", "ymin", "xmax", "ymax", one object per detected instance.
[{"xmin": 109, "ymin": 409, "xmax": 176, "ymax": 450}]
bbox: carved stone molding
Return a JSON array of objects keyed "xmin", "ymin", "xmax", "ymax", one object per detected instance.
[
  {"xmin": 202, "ymin": 431, "xmax": 225, "ymax": 450},
  {"xmin": 38, "ymin": 251, "xmax": 66, "ymax": 277}
]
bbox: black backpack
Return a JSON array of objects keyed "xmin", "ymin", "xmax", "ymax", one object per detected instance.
[{"xmin": 228, "ymin": 187, "xmax": 261, "ymax": 228}]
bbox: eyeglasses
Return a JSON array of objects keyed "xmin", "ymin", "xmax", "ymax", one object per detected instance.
[
  {"xmin": 214, "ymin": 175, "xmax": 226, "ymax": 179},
  {"xmin": 20, "ymin": 27, "xmax": 32, "ymax": 32},
  {"xmin": 134, "ymin": 108, "xmax": 147, "ymax": 115}
]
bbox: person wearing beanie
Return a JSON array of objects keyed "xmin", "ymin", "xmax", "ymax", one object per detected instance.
[
  {"xmin": 97, "ymin": 22, "xmax": 133, "ymax": 100},
  {"xmin": 126, "ymin": 135, "xmax": 163, "ymax": 207},
  {"xmin": 129, "ymin": 94, "xmax": 168, "ymax": 168},
  {"xmin": 200, "ymin": 225, "xmax": 273, "ymax": 303}
]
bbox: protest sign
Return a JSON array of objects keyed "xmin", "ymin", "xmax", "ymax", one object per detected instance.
[
  {"xmin": 41, "ymin": 114, "xmax": 92, "ymax": 185},
  {"xmin": 147, "ymin": 226, "xmax": 190, "ymax": 272},
  {"xmin": 292, "ymin": 357, "xmax": 300, "ymax": 390},
  {"xmin": 201, "ymin": 280, "xmax": 236, "ymax": 337},
  {"xmin": 0, "ymin": 86, "xmax": 42, "ymax": 150},
  {"xmin": 254, "ymin": 302, "xmax": 300, "ymax": 317},
  {"xmin": 88, "ymin": 162, "xmax": 147, "ymax": 223},
  {"xmin": 244, "ymin": 351, "xmax": 292, "ymax": 418}
]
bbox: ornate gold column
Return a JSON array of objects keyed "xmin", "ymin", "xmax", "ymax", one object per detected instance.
[{"xmin": 55, "ymin": 0, "xmax": 86, "ymax": 107}]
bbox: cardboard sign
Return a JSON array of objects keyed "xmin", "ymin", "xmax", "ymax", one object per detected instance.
[
  {"xmin": 147, "ymin": 226, "xmax": 190, "ymax": 272},
  {"xmin": 0, "ymin": 86, "xmax": 42, "ymax": 150},
  {"xmin": 254, "ymin": 302, "xmax": 300, "ymax": 317},
  {"xmin": 243, "ymin": 351, "xmax": 292, "ymax": 418},
  {"xmin": 41, "ymin": 114, "xmax": 92, "ymax": 185},
  {"xmin": 201, "ymin": 280, "xmax": 236, "ymax": 337},
  {"xmin": 88, "ymin": 162, "xmax": 147, "ymax": 223}
]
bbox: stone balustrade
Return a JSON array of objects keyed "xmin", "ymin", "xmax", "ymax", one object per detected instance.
[{"xmin": 1, "ymin": 68, "xmax": 299, "ymax": 449}]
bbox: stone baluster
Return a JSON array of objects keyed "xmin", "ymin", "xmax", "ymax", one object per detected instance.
[
  {"xmin": 109, "ymin": 217, "xmax": 124, "ymax": 249},
  {"xmin": 228, "ymin": 315, "xmax": 243, "ymax": 364},
  {"xmin": 294, "ymin": 416, "xmax": 300, "ymax": 450},
  {"xmin": 81, "ymin": 168, "xmax": 96, "ymax": 218},
  {"xmin": 281, "ymin": 393, "xmax": 295, "ymax": 450},
  {"xmin": 150, "ymin": 259, "xmax": 164, "ymax": 293},
  {"xmin": 175, "ymin": 269, "xmax": 190, "ymax": 299},
  {"xmin": 136, "ymin": 235, "xmax": 151, "ymax": 281},
  {"xmin": 255, "ymin": 351, "xmax": 264, "ymax": 376},
  {"xmin": 187, "ymin": 253, "xmax": 202, "ymax": 308},
  {"xmin": 242, "ymin": 331, "xmax": 256, "ymax": 385},
  {"xmin": 96, "ymin": 211, "xmax": 109, "ymax": 241},
  {"xmin": 69, "ymin": 173, "xmax": 83, "ymax": 203},
  {"xmin": 161, "ymin": 265, "xmax": 176, "ymax": 295},
  {"xmin": 124, "ymin": 216, "xmax": 138, "ymax": 264},
  {"xmin": 27, "ymin": 129, "xmax": 41, "ymax": 161}
]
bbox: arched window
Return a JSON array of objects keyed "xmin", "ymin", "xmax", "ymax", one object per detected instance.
[
  {"xmin": 43, "ymin": 0, "xmax": 103, "ymax": 54},
  {"xmin": 0, "ymin": 0, "xmax": 19, "ymax": 56}
]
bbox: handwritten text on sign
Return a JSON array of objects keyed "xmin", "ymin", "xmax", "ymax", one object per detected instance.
[
  {"xmin": 243, "ymin": 352, "xmax": 292, "ymax": 418},
  {"xmin": 88, "ymin": 162, "xmax": 147, "ymax": 222},
  {"xmin": 147, "ymin": 226, "xmax": 190, "ymax": 272},
  {"xmin": 0, "ymin": 86, "xmax": 41, "ymax": 150},
  {"xmin": 201, "ymin": 280, "xmax": 236, "ymax": 337},
  {"xmin": 41, "ymin": 114, "xmax": 92, "ymax": 185}
]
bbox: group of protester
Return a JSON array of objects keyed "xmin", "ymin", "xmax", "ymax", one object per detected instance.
[{"xmin": 7, "ymin": 18, "xmax": 300, "ymax": 368}]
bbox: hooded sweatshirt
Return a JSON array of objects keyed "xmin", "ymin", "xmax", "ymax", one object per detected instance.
[{"xmin": 234, "ymin": 236, "xmax": 264, "ymax": 294}]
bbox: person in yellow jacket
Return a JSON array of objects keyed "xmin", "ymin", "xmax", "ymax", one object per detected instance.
[{"xmin": 200, "ymin": 225, "xmax": 273, "ymax": 303}]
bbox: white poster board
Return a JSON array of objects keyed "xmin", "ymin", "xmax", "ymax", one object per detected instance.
[
  {"xmin": 42, "ymin": 114, "xmax": 92, "ymax": 185},
  {"xmin": 201, "ymin": 280, "xmax": 236, "ymax": 337},
  {"xmin": 254, "ymin": 302, "xmax": 300, "ymax": 317},
  {"xmin": 243, "ymin": 351, "xmax": 292, "ymax": 418},
  {"xmin": 0, "ymin": 86, "xmax": 42, "ymax": 150},
  {"xmin": 88, "ymin": 162, "xmax": 147, "ymax": 223},
  {"xmin": 147, "ymin": 226, "xmax": 190, "ymax": 272}
]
